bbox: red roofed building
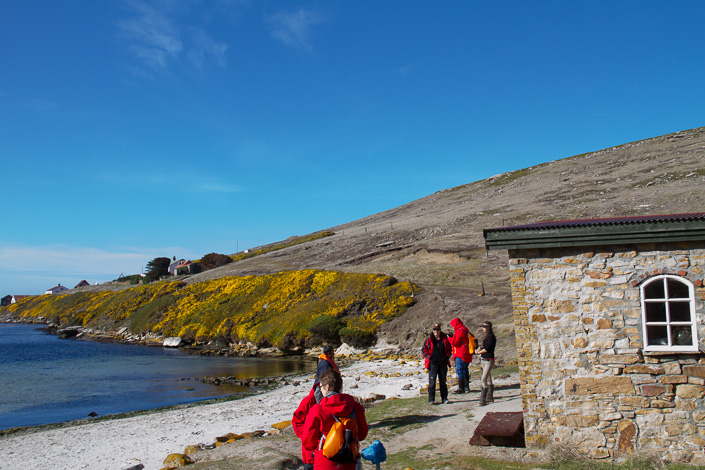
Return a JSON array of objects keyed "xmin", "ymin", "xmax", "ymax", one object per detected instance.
[{"xmin": 45, "ymin": 284, "xmax": 69, "ymax": 295}]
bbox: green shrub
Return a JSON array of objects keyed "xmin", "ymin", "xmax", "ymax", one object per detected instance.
[
  {"xmin": 307, "ymin": 315, "xmax": 346, "ymax": 345},
  {"xmin": 339, "ymin": 327, "xmax": 376, "ymax": 348},
  {"xmin": 199, "ymin": 252, "xmax": 232, "ymax": 271}
]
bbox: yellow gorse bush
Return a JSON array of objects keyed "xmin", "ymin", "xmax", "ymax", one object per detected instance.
[{"xmin": 4, "ymin": 270, "xmax": 416, "ymax": 347}]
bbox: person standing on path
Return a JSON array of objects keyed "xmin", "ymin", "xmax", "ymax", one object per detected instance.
[
  {"xmin": 422, "ymin": 323, "xmax": 452, "ymax": 404},
  {"xmin": 476, "ymin": 321, "xmax": 496, "ymax": 406},
  {"xmin": 313, "ymin": 345, "xmax": 339, "ymax": 402},
  {"xmin": 448, "ymin": 317, "xmax": 474, "ymax": 394}
]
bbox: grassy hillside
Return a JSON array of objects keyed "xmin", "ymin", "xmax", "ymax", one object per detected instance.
[{"xmin": 4, "ymin": 270, "xmax": 415, "ymax": 348}]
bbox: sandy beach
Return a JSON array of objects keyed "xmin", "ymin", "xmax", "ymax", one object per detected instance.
[
  {"xmin": 0, "ymin": 351, "xmax": 431, "ymax": 470},
  {"xmin": 0, "ymin": 348, "xmax": 523, "ymax": 470}
]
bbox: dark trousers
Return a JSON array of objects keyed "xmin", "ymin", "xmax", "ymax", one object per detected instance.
[{"xmin": 428, "ymin": 362, "xmax": 448, "ymax": 401}]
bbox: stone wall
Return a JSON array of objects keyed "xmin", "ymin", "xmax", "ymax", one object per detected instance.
[{"xmin": 508, "ymin": 241, "xmax": 705, "ymax": 464}]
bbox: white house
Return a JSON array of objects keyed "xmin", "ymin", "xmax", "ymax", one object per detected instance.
[{"xmin": 45, "ymin": 284, "xmax": 69, "ymax": 295}]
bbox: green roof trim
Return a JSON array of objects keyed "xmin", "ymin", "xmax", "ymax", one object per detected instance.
[{"xmin": 483, "ymin": 214, "xmax": 705, "ymax": 251}]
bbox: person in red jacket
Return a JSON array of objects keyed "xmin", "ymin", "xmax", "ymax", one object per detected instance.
[
  {"xmin": 448, "ymin": 317, "xmax": 474, "ymax": 394},
  {"xmin": 292, "ymin": 388, "xmax": 317, "ymax": 470},
  {"xmin": 295, "ymin": 345, "xmax": 342, "ymax": 468},
  {"xmin": 302, "ymin": 368, "xmax": 368, "ymax": 470},
  {"xmin": 422, "ymin": 323, "xmax": 452, "ymax": 404}
]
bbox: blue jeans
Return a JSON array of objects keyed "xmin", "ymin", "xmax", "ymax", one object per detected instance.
[{"xmin": 455, "ymin": 357, "xmax": 469, "ymax": 383}]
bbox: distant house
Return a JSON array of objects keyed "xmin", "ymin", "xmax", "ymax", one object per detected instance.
[
  {"xmin": 168, "ymin": 259, "xmax": 201, "ymax": 276},
  {"xmin": 178, "ymin": 261, "xmax": 201, "ymax": 275},
  {"xmin": 45, "ymin": 284, "xmax": 69, "ymax": 295},
  {"xmin": 168, "ymin": 259, "xmax": 187, "ymax": 275},
  {"xmin": 75, "ymin": 280, "xmax": 90, "ymax": 288},
  {"xmin": 2, "ymin": 295, "xmax": 31, "ymax": 305}
]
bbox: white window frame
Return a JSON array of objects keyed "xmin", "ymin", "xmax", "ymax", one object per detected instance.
[{"xmin": 640, "ymin": 275, "xmax": 699, "ymax": 352}]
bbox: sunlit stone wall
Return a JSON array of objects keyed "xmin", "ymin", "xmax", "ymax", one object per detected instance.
[{"xmin": 507, "ymin": 242, "xmax": 705, "ymax": 464}]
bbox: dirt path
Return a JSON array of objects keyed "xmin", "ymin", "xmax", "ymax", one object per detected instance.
[
  {"xmin": 387, "ymin": 378, "xmax": 529, "ymax": 463},
  {"xmin": 187, "ymin": 371, "xmax": 538, "ymax": 470}
]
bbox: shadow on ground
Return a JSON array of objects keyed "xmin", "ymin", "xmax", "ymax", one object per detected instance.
[{"xmin": 370, "ymin": 413, "xmax": 450, "ymax": 431}]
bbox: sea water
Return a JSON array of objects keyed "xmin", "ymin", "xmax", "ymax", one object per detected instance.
[{"xmin": 0, "ymin": 323, "xmax": 315, "ymax": 430}]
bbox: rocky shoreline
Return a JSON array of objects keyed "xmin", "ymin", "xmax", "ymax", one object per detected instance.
[
  {"xmin": 0, "ymin": 345, "xmax": 457, "ymax": 470},
  {"xmin": 0, "ymin": 316, "xmax": 388, "ymax": 359}
]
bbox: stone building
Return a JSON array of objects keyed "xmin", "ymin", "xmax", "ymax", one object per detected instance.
[{"xmin": 483, "ymin": 213, "xmax": 705, "ymax": 464}]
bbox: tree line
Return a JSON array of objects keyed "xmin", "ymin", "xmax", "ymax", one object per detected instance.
[{"xmin": 117, "ymin": 253, "xmax": 233, "ymax": 284}]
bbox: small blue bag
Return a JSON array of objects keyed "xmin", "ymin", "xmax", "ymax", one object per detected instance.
[{"xmin": 360, "ymin": 440, "xmax": 387, "ymax": 464}]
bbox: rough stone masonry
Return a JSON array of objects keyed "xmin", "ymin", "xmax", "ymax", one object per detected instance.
[{"xmin": 506, "ymin": 241, "xmax": 705, "ymax": 464}]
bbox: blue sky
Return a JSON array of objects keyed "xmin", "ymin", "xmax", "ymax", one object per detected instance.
[{"xmin": 1, "ymin": 1, "xmax": 704, "ymax": 295}]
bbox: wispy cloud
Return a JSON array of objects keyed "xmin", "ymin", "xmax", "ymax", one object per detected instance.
[
  {"xmin": 118, "ymin": 0, "xmax": 183, "ymax": 71},
  {"xmin": 118, "ymin": 0, "xmax": 228, "ymax": 75},
  {"xmin": 187, "ymin": 28, "xmax": 229, "ymax": 69},
  {"xmin": 102, "ymin": 170, "xmax": 245, "ymax": 193},
  {"xmin": 0, "ymin": 243, "xmax": 191, "ymax": 294},
  {"xmin": 266, "ymin": 7, "xmax": 324, "ymax": 52},
  {"xmin": 26, "ymin": 99, "xmax": 59, "ymax": 111},
  {"xmin": 395, "ymin": 65, "xmax": 413, "ymax": 75},
  {"xmin": 193, "ymin": 181, "xmax": 245, "ymax": 193}
]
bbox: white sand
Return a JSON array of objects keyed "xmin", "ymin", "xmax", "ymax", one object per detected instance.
[{"xmin": 0, "ymin": 357, "xmax": 429, "ymax": 470}]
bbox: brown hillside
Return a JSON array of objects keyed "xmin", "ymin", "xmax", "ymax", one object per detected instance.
[
  {"xmin": 70, "ymin": 127, "xmax": 704, "ymax": 361},
  {"xmin": 179, "ymin": 126, "xmax": 705, "ymax": 361}
]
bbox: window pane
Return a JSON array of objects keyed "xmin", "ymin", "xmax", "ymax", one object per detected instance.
[
  {"xmin": 644, "ymin": 279, "xmax": 665, "ymax": 299},
  {"xmin": 645, "ymin": 302, "xmax": 667, "ymax": 323},
  {"xmin": 671, "ymin": 325, "xmax": 693, "ymax": 346},
  {"xmin": 667, "ymin": 278, "xmax": 690, "ymax": 299},
  {"xmin": 647, "ymin": 325, "xmax": 668, "ymax": 346},
  {"xmin": 669, "ymin": 301, "xmax": 692, "ymax": 322}
]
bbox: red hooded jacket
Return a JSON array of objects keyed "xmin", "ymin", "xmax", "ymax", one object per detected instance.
[
  {"xmin": 292, "ymin": 388, "xmax": 317, "ymax": 465},
  {"xmin": 302, "ymin": 393, "xmax": 369, "ymax": 470},
  {"xmin": 449, "ymin": 317, "xmax": 474, "ymax": 363}
]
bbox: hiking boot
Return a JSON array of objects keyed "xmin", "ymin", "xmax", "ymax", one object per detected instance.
[
  {"xmin": 428, "ymin": 398, "xmax": 434, "ymax": 404},
  {"xmin": 463, "ymin": 377, "xmax": 471, "ymax": 394},
  {"xmin": 479, "ymin": 387, "xmax": 488, "ymax": 406},
  {"xmin": 453, "ymin": 384, "xmax": 465, "ymax": 394},
  {"xmin": 441, "ymin": 398, "xmax": 449, "ymax": 404}
]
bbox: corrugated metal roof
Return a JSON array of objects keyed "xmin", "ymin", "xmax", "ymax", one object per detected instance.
[
  {"xmin": 485, "ymin": 212, "xmax": 705, "ymax": 233},
  {"xmin": 484, "ymin": 212, "xmax": 705, "ymax": 250}
]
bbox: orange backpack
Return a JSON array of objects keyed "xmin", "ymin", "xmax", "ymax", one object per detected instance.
[
  {"xmin": 467, "ymin": 332, "xmax": 478, "ymax": 354},
  {"xmin": 320, "ymin": 412, "xmax": 360, "ymax": 463}
]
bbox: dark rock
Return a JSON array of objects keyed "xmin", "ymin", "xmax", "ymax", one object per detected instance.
[
  {"xmin": 58, "ymin": 328, "xmax": 80, "ymax": 339},
  {"xmin": 122, "ymin": 465, "xmax": 144, "ymax": 470}
]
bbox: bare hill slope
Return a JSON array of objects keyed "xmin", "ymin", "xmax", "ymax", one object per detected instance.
[{"xmin": 170, "ymin": 127, "xmax": 705, "ymax": 359}]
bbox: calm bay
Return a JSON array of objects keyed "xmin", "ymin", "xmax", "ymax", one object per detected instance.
[{"xmin": 0, "ymin": 323, "xmax": 315, "ymax": 430}]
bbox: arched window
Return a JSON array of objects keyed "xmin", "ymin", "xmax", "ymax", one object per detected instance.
[{"xmin": 640, "ymin": 275, "xmax": 699, "ymax": 352}]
